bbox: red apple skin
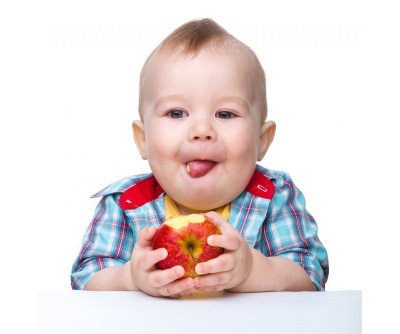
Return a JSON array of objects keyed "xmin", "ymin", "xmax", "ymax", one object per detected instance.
[{"xmin": 152, "ymin": 215, "xmax": 223, "ymax": 278}]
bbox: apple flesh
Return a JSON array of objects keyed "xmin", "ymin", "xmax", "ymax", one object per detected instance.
[{"xmin": 152, "ymin": 214, "xmax": 223, "ymax": 278}]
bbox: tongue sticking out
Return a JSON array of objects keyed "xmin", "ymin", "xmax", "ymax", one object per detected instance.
[{"xmin": 186, "ymin": 161, "xmax": 215, "ymax": 178}]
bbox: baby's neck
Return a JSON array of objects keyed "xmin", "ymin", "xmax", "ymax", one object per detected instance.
[
  {"xmin": 176, "ymin": 206, "xmax": 205, "ymax": 216},
  {"xmin": 176, "ymin": 202, "xmax": 231, "ymax": 221}
]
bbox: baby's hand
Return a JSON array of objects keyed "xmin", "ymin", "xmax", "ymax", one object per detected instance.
[
  {"xmin": 130, "ymin": 226, "xmax": 195, "ymax": 298},
  {"xmin": 193, "ymin": 212, "xmax": 252, "ymax": 291}
]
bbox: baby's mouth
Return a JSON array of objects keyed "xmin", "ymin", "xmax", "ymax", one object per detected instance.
[{"xmin": 186, "ymin": 160, "xmax": 216, "ymax": 178}]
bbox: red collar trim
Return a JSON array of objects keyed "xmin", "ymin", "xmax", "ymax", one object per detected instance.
[
  {"xmin": 119, "ymin": 169, "xmax": 275, "ymax": 211},
  {"xmin": 245, "ymin": 169, "xmax": 275, "ymax": 200},
  {"xmin": 119, "ymin": 176, "xmax": 163, "ymax": 211}
]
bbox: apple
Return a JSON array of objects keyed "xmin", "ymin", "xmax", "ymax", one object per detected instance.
[{"xmin": 152, "ymin": 214, "xmax": 223, "ymax": 278}]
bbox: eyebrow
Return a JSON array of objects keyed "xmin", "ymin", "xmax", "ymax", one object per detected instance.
[
  {"xmin": 153, "ymin": 95, "xmax": 186, "ymax": 110},
  {"xmin": 154, "ymin": 95, "xmax": 251, "ymax": 111},
  {"xmin": 217, "ymin": 96, "xmax": 250, "ymax": 111}
]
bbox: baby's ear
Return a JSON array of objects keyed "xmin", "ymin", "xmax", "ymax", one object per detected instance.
[
  {"xmin": 257, "ymin": 121, "xmax": 276, "ymax": 161},
  {"xmin": 132, "ymin": 120, "xmax": 148, "ymax": 160}
]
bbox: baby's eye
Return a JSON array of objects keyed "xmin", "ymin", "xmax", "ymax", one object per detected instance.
[
  {"xmin": 216, "ymin": 111, "xmax": 236, "ymax": 119},
  {"xmin": 168, "ymin": 110, "xmax": 188, "ymax": 118}
]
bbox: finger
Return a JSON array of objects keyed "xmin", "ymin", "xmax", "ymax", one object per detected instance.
[
  {"xmin": 194, "ymin": 285, "xmax": 225, "ymax": 292},
  {"xmin": 137, "ymin": 248, "xmax": 167, "ymax": 271},
  {"xmin": 169, "ymin": 286, "xmax": 196, "ymax": 299},
  {"xmin": 205, "ymin": 211, "xmax": 231, "ymax": 231},
  {"xmin": 207, "ymin": 233, "xmax": 241, "ymax": 251},
  {"xmin": 149, "ymin": 266, "xmax": 185, "ymax": 288},
  {"xmin": 194, "ymin": 273, "xmax": 229, "ymax": 289},
  {"xmin": 195, "ymin": 253, "xmax": 234, "ymax": 275},
  {"xmin": 158, "ymin": 277, "xmax": 195, "ymax": 297},
  {"xmin": 136, "ymin": 226, "xmax": 158, "ymax": 247}
]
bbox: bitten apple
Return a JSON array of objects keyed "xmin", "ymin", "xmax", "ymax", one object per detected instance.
[{"xmin": 152, "ymin": 214, "xmax": 223, "ymax": 278}]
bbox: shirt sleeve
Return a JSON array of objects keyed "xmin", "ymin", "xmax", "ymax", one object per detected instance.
[
  {"xmin": 70, "ymin": 194, "xmax": 133, "ymax": 290},
  {"xmin": 259, "ymin": 172, "xmax": 329, "ymax": 290}
]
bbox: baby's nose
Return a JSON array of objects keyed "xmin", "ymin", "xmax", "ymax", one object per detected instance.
[
  {"xmin": 193, "ymin": 134, "xmax": 212, "ymax": 141},
  {"xmin": 189, "ymin": 117, "xmax": 216, "ymax": 142}
]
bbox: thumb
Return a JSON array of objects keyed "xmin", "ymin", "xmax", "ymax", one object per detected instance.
[
  {"xmin": 204, "ymin": 211, "xmax": 233, "ymax": 234},
  {"xmin": 136, "ymin": 226, "xmax": 158, "ymax": 248}
]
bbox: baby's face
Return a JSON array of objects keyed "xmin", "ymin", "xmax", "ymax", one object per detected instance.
[{"xmin": 134, "ymin": 47, "xmax": 275, "ymax": 214}]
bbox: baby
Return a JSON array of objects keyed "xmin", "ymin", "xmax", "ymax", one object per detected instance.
[{"xmin": 71, "ymin": 19, "xmax": 329, "ymax": 298}]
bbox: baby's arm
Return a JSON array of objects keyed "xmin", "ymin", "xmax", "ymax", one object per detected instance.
[
  {"xmin": 72, "ymin": 193, "xmax": 196, "ymax": 297},
  {"xmin": 229, "ymin": 248, "xmax": 316, "ymax": 292},
  {"xmin": 84, "ymin": 226, "xmax": 196, "ymax": 298},
  {"xmin": 193, "ymin": 212, "xmax": 315, "ymax": 292}
]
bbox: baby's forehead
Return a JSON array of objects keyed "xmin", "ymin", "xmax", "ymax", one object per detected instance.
[{"xmin": 142, "ymin": 42, "xmax": 257, "ymax": 80}]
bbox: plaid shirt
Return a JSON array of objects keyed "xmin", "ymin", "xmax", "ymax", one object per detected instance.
[{"xmin": 71, "ymin": 165, "xmax": 329, "ymax": 290}]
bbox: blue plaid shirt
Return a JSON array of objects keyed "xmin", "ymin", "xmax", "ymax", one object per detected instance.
[{"xmin": 71, "ymin": 165, "xmax": 329, "ymax": 290}]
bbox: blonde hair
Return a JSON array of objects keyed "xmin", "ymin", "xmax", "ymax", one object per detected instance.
[{"xmin": 139, "ymin": 19, "xmax": 267, "ymax": 120}]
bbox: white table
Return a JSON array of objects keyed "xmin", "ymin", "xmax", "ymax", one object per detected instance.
[{"xmin": 39, "ymin": 290, "xmax": 361, "ymax": 334}]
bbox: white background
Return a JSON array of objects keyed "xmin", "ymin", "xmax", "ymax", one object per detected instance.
[{"xmin": 1, "ymin": 0, "xmax": 399, "ymax": 333}]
